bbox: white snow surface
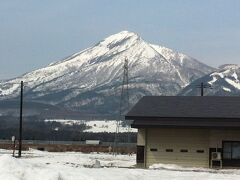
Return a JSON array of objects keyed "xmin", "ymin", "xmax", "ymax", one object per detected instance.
[
  {"xmin": 83, "ymin": 120, "xmax": 137, "ymax": 133},
  {"xmin": 223, "ymin": 87, "xmax": 231, "ymax": 92},
  {"xmin": 44, "ymin": 119, "xmax": 137, "ymax": 133},
  {"xmin": 209, "ymin": 65, "xmax": 240, "ymax": 90},
  {"xmin": 1, "ymin": 149, "xmax": 240, "ymax": 180},
  {"xmin": 225, "ymin": 78, "xmax": 240, "ymax": 90}
]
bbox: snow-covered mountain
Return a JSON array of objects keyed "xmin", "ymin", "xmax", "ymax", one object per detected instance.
[
  {"xmin": 0, "ymin": 31, "xmax": 214, "ymax": 116},
  {"xmin": 179, "ymin": 64, "xmax": 240, "ymax": 96}
]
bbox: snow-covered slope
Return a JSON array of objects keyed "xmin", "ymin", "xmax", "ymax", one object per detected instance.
[
  {"xmin": 44, "ymin": 119, "xmax": 137, "ymax": 133},
  {"xmin": 179, "ymin": 64, "xmax": 240, "ymax": 96},
  {"xmin": 0, "ymin": 31, "xmax": 214, "ymax": 115}
]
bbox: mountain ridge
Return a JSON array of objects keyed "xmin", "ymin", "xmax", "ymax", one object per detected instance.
[{"xmin": 0, "ymin": 31, "xmax": 214, "ymax": 116}]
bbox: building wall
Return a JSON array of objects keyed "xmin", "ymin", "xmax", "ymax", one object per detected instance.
[
  {"xmin": 145, "ymin": 128, "xmax": 210, "ymax": 168},
  {"xmin": 137, "ymin": 127, "xmax": 240, "ymax": 168},
  {"xmin": 137, "ymin": 128, "xmax": 146, "ymax": 146},
  {"xmin": 209, "ymin": 129, "xmax": 240, "ymax": 148}
]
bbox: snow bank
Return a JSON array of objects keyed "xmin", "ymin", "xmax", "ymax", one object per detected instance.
[
  {"xmin": 0, "ymin": 154, "xmax": 64, "ymax": 180},
  {"xmin": 1, "ymin": 150, "xmax": 240, "ymax": 180},
  {"xmin": 150, "ymin": 163, "xmax": 184, "ymax": 170},
  {"xmin": 149, "ymin": 163, "xmax": 216, "ymax": 173},
  {"xmin": 149, "ymin": 163, "xmax": 240, "ymax": 176}
]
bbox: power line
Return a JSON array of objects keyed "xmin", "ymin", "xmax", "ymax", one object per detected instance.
[{"xmin": 196, "ymin": 82, "xmax": 212, "ymax": 96}]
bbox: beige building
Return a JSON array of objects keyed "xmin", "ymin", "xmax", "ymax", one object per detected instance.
[{"xmin": 126, "ymin": 96, "xmax": 240, "ymax": 168}]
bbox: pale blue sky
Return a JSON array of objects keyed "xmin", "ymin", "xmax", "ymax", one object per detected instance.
[{"xmin": 0, "ymin": 0, "xmax": 240, "ymax": 79}]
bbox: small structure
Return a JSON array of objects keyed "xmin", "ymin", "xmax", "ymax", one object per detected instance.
[
  {"xmin": 85, "ymin": 140, "xmax": 101, "ymax": 145},
  {"xmin": 125, "ymin": 96, "xmax": 240, "ymax": 168},
  {"xmin": 93, "ymin": 160, "xmax": 101, "ymax": 168}
]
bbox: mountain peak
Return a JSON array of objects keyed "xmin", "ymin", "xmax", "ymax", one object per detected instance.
[
  {"xmin": 98, "ymin": 31, "xmax": 140, "ymax": 47},
  {"xmin": 110, "ymin": 30, "xmax": 139, "ymax": 38}
]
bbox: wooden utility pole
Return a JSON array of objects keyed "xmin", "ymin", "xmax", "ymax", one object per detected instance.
[{"xmin": 18, "ymin": 81, "xmax": 23, "ymax": 157}]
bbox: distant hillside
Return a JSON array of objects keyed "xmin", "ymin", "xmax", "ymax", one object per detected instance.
[{"xmin": 179, "ymin": 64, "xmax": 240, "ymax": 96}]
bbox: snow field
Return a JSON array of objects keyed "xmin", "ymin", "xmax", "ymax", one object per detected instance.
[{"xmin": 1, "ymin": 149, "xmax": 240, "ymax": 180}]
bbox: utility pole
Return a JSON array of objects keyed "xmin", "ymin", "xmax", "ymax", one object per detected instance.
[
  {"xmin": 18, "ymin": 81, "xmax": 23, "ymax": 157},
  {"xmin": 119, "ymin": 57, "xmax": 130, "ymax": 143},
  {"xmin": 196, "ymin": 82, "xmax": 211, "ymax": 96},
  {"xmin": 113, "ymin": 57, "xmax": 130, "ymax": 155},
  {"xmin": 119, "ymin": 57, "xmax": 130, "ymax": 117},
  {"xmin": 200, "ymin": 82, "xmax": 204, "ymax": 96}
]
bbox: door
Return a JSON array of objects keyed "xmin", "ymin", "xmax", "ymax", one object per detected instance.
[{"xmin": 137, "ymin": 145, "xmax": 145, "ymax": 164}]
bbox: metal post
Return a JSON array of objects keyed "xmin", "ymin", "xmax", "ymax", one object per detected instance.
[
  {"xmin": 12, "ymin": 136, "xmax": 16, "ymax": 157},
  {"xmin": 18, "ymin": 81, "xmax": 23, "ymax": 157},
  {"xmin": 113, "ymin": 57, "xmax": 130, "ymax": 155},
  {"xmin": 201, "ymin": 82, "xmax": 204, "ymax": 96},
  {"xmin": 144, "ymin": 128, "xmax": 148, "ymax": 168}
]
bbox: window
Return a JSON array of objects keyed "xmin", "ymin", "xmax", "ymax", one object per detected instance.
[
  {"xmin": 223, "ymin": 142, "xmax": 232, "ymax": 159},
  {"xmin": 223, "ymin": 141, "xmax": 240, "ymax": 160},
  {"xmin": 232, "ymin": 143, "xmax": 240, "ymax": 159},
  {"xmin": 196, "ymin": 150, "xmax": 204, "ymax": 153},
  {"xmin": 180, "ymin": 149, "xmax": 188, "ymax": 153},
  {"xmin": 150, "ymin": 148, "xmax": 158, "ymax": 152}
]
